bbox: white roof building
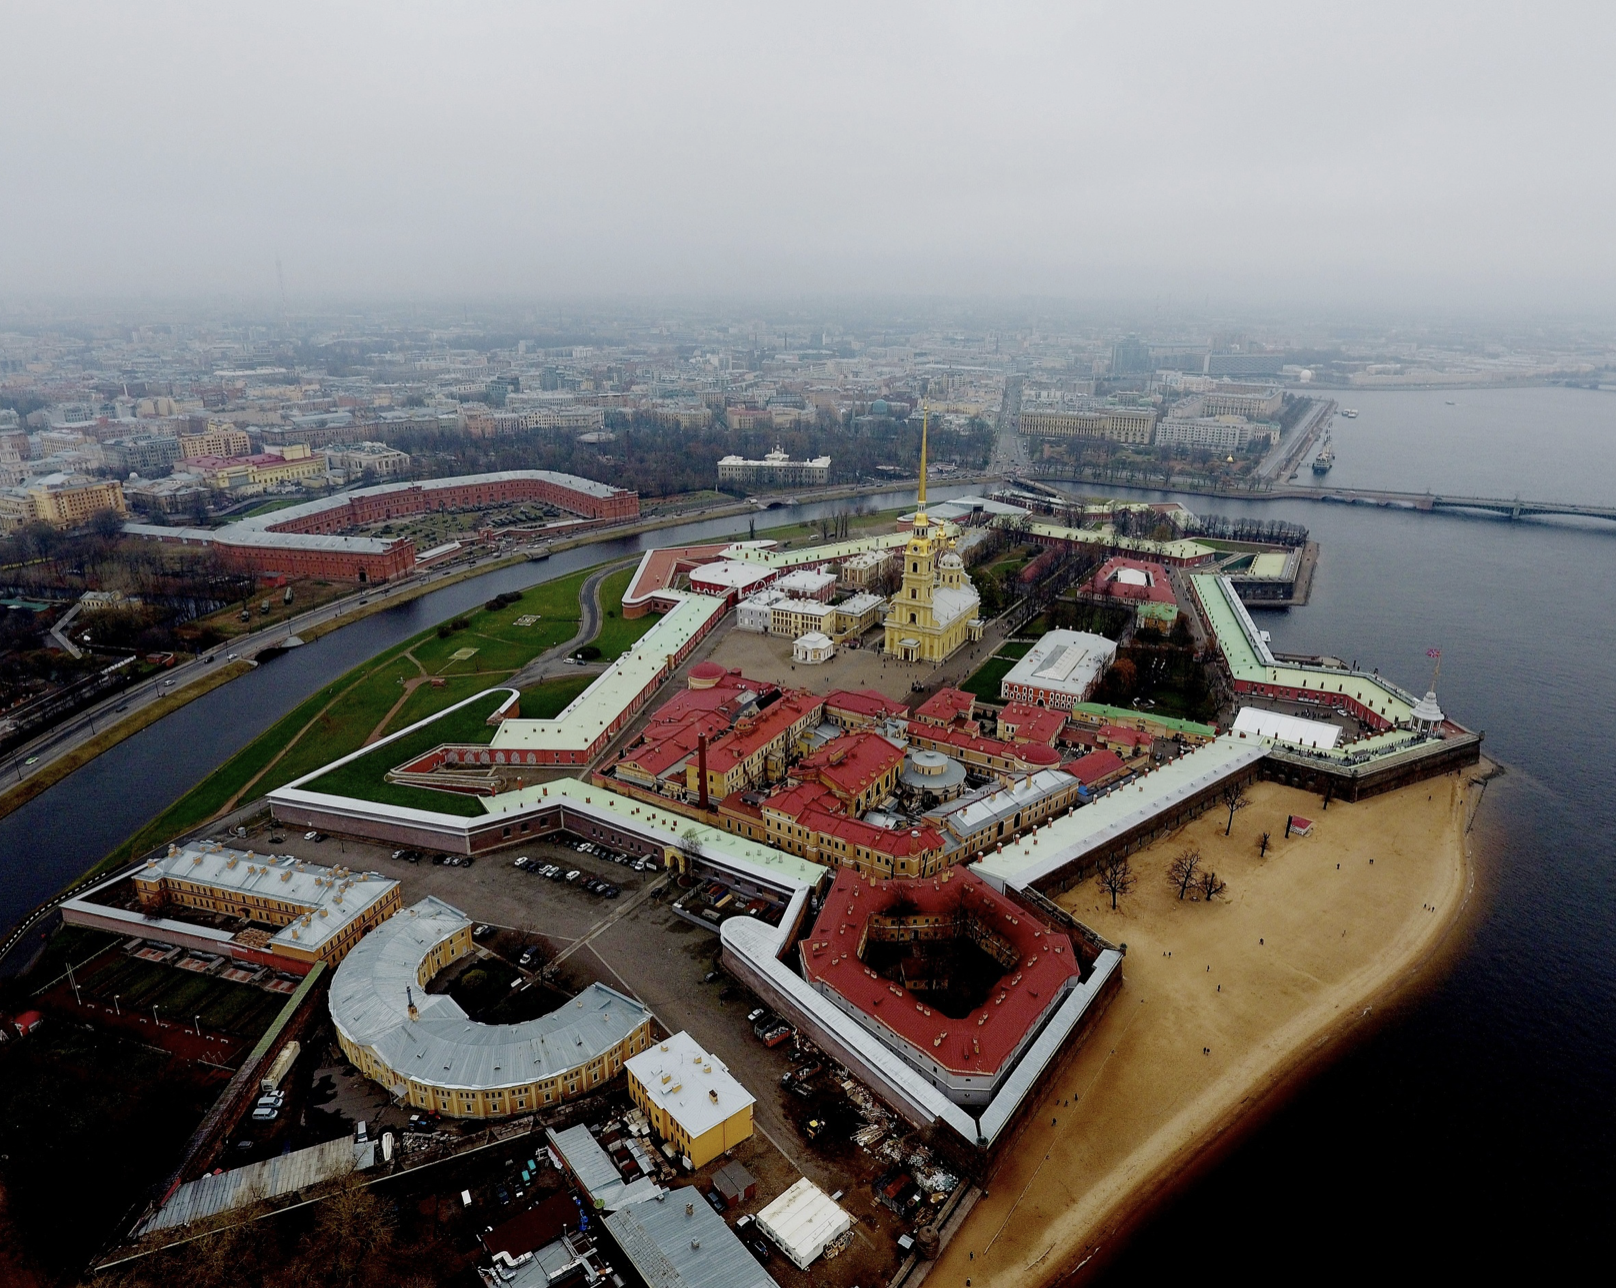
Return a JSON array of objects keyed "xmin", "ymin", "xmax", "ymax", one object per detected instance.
[
  {"xmin": 755, "ymin": 1178, "xmax": 852, "ymax": 1270},
  {"xmin": 773, "ymin": 567, "xmax": 838, "ymax": 601},
  {"xmin": 736, "ymin": 587, "xmax": 788, "ymax": 632},
  {"xmin": 1232, "ymin": 706, "xmax": 1341, "ymax": 750},
  {"xmin": 999, "ymin": 630, "xmax": 1118, "ymax": 710},
  {"xmin": 792, "ymin": 632, "xmax": 835, "ymax": 664},
  {"xmin": 624, "ymin": 1031, "xmax": 756, "ymax": 1145},
  {"xmin": 687, "ymin": 559, "xmax": 776, "ymax": 597}
]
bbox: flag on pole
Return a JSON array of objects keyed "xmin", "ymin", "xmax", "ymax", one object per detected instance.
[{"xmin": 1426, "ymin": 648, "xmax": 1441, "ymax": 658}]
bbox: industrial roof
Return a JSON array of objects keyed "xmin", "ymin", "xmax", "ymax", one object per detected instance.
[
  {"xmin": 624, "ymin": 1031, "xmax": 756, "ymax": 1141},
  {"xmin": 687, "ymin": 560, "xmax": 777, "ymax": 591},
  {"xmin": 929, "ymin": 767, "xmax": 1079, "ymax": 842},
  {"xmin": 604, "ymin": 1189, "xmax": 779, "ymax": 1288},
  {"xmin": 1000, "ymin": 630, "xmax": 1118, "ymax": 700},
  {"xmin": 546, "ymin": 1125, "xmax": 665, "ymax": 1210},
  {"xmin": 718, "ymin": 530, "xmax": 937, "ymax": 570},
  {"xmin": 138, "ymin": 842, "xmax": 398, "ymax": 954},
  {"xmin": 491, "ymin": 593, "xmax": 728, "ymax": 752},
  {"xmin": 328, "ymin": 897, "xmax": 649, "ymax": 1093},
  {"xmin": 799, "ymin": 867, "xmax": 1080, "ymax": 1077},
  {"xmin": 973, "ymin": 735, "xmax": 1270, "ymax": 890},
  {"xmin": 139, "ymin": 1136, "xmax": 376, "ymax": 1234}
]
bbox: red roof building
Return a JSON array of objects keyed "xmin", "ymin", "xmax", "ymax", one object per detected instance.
[
  {"xmin": 691, "ymin": 693, "xmax": 825, "ymax": 800},
  {"xmin": 911, "ymin": 688, "xmax": 978, "ymax": 731},
  {"xmin": 761, "ymin": 780, "xmax": 946, "ymax": 879},
  {"xmin": 800, "ymin": 868, "xmax": 1081, "ymax": 1103},
  {"xmin": 1064, "ymin": 748, "xmax": 1130, "ymax": 788},
  {"xmin": 1097, "ymin": 724, "xmax": 1154, "ymax": 758},
  {"xmin": 1081, "ymin": 557, "xmax": 1180, "ymax": 628},
  {"xmin": 824, "ymin": 689, "xmax": 910, "ymax": 729},
  {"xmin": 996, "ymin": 703, "xmax": 1068, "ymax": 747},
  {"xmin": 906, "ymin": 723, "xmax": 1059, "ymax": 775},
  {"xmin": 794, "ymin": 732, "xmax": 906, "ymax": 812}
]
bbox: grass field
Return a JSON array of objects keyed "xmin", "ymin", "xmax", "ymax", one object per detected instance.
[
  {"xmin": 960, "ymin": 653, "xmax": 1018, "ymax": 702},
  {"xmin": 96, "ymin": 560, "xmax": 629, "ymax": 874},
  {"xmin": 997, "ymin": 638, "xmax": 1036, "ymax": 659},
  {"xmin": 300, "ymin": 689, "xmax": 510, "ymax": 816},
  {"xmin": 755, "ymin": 504, "xmax": 908, "ymax": 547},
  {"xmin": 592, "ymin": 565, "xmax": 660, "ymax": 657},
  {"xmin": 519, "ymin": 672, "xmax": 598, "ymax": 718}
]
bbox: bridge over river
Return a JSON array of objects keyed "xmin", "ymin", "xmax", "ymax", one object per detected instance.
[
  {"xmin": 1264, "ymin": 485, "xmax": 1616, "ymax": 522},
  {"xmin": 1019, "ymin": 467, "xmax": 1616, "ymax": 525}
]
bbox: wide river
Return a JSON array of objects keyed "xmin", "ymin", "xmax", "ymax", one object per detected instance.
[
  {"xmin": 1086, "ymin": 385, "xmax": 1616, "ymax": 1282},
  {"xmin": 6, "ymin": 388, "xmax": 1615, "ymax": 1278}
]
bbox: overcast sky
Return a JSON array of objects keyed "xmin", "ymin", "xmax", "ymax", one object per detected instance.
[{"xmin": 3, "ymin": 1, "xmax": 1613, "ymax": 313}]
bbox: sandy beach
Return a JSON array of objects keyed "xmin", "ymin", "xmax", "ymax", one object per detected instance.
[{"xmin": 928, "ymin": 769, "xmax": 1484, "ymax": 1287}]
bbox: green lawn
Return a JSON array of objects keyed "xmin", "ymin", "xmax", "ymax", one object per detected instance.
[
  {"xmin": 411, "ymin": 568, "xmax": 592, "ymax": 674},
  {"xmin": 518, "ymin": 672, "xmax": 597, "ymax": 718},
  {"xmin": 592, "ymin": 566, "xmax": 660, "ymax": 658},
  {"xmin": 997, "ymin": 639, "xmax": 1035, "ymax": 659},
  {"xmin": 97, "ymin": 560, "xmax": 626, "ymax": 873},
  {"xmin": 960, "ymin": 654, "xmax": 1018, "ymax": 702},
  {"xmin": 382, "ymin": 674, "xmax": 514, "ymax": 737},
  {"xmin": 300, "ymin": 689, "xmax": 510, "ymax": 816},
  {"xmin": 77, "ymin": 955, "xmax": 285, "ymax": 1039}
]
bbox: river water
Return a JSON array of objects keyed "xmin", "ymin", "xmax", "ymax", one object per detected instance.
[
  {"xmin": 0, "ymin": 486, "xmax": 979, "ymax": 952},
  {"xmin": 1084, "ymin": 385, "xmax": 1616, "ymax": 1282}
]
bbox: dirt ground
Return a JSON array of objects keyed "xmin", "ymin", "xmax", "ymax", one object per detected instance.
[{"xmin": 930, "ymin": 771, "xmax": 1480, "ymax": 1287}]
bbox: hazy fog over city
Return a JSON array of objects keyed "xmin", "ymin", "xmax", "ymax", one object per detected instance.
[{"xmin": 5, "ymin": 1, "xmax": 1616, "ymax": 313}]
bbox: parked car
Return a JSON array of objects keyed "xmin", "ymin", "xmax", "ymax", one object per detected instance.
[
  {"xmin": 519, "ymin": 946, "xmax": 540, "ymax": 968},
  {"xmin": 514, "ymin": 856, "xmax": 531, "ymax": 869},
  {"xmin": 564, "ymin": 870, "xmax": 581, "ymax": 883},
  {"xmin": 747, "ymin": 1008, "xmax": 767, "ymax": 1025},
  {"xmin": 250, "ymin": 1105, "xmax": 278, "ymax": 1122},
  {"xmin": 703, "ymin": 1188, "xmax": 726, "ymax": 1214},
  {"xmin": 747, "ymin": 1239, "xmax": 772, "ymax": 1264},
  {"xmin": 303, "ymin": 831, "xmax": 320, "ymax": 841},
  {"xmin": 473, "ymin": 924, "xmax": 494, "ymax": 940},
  {"xmin": 602, "ymin": 884, "xmax": 620, "ymax": 899}
]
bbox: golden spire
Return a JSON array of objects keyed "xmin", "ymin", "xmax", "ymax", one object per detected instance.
[{"xmin": 918, "ymin": 402, "xmax": 929, "ymax": 513}]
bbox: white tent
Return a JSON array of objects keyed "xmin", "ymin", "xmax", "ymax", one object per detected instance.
[
  {"xmin": 1232, "ymin": 706, "xmax": 1341, "ymax": 750},
  {"xmin": 792, "ymin": 632, "xmax": 835, "ymax": 664},
  {"xmin": 756, "ymin": 1177, "xmax": 851, "ymax": 1270}
]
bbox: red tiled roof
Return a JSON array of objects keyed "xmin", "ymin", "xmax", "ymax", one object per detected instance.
[
  {"xmin": 912, "ymin": 724, "xmax": 1039, "ymax": 767},
  {"xmin": 1099, "ymin": 724, "xmax": 1153, "ymax": 747},
  {"xmin": 912, "ymin": 687, "xmax": 977, "ymax": 727},
  {"xmin": 806, "ymin": 810, "xmax": 942, "ymax": 858},
  {"xmin": 799, "ymin": 868, "xmax": 1080, "ymax": 1077},
  {"xmin": 1064, "ymin": 749, "xmax": 1128, "ymax": 785},
  {"xmin": 704, "ymin": 694, "xmax": 821, "ymax": 772},
  {"xmin": 797, "ymin": 731, "xmax": 904, "ymax": 799},
  {"xmin": 1086, "ymin": 557, "xmax": 1177, "ymax": 605},
  {"xmin": 997, "ymin": 703, "xmax": 1067, "ymax": 747},
  {"xmin": 824, "ymin": 689, "xmax": 910, "ymax": 721}
]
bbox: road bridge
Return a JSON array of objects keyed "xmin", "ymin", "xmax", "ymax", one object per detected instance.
[{"xmin": 1019, "ymin": 466, "xmax": 1616, "ymax": 525}]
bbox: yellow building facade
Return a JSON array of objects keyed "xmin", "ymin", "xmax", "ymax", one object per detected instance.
[
  {"xmin": 883, "ymin": 413, "xmax": 982, "ymax": 664},
  {"xmin": 625, "ymin": 1031, "xmax": 755, "ymax": 1169}
]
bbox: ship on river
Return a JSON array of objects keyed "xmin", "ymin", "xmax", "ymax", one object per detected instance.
[{"xmin": 1312, "ymin": 439, "xmax": 1336, "ymax": 474}]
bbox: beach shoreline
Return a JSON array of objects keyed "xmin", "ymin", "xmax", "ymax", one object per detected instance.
[{"xmin": 928, "ymin": 766, "xmax": 1488, "ymax": 1288}]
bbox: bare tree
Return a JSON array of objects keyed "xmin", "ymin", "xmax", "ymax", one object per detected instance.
[
  {"xmin": 1196, "ymin": 868, "xmax": 1228, "ymax": 903},
  {"xmin": 1221, "ymin": 781, "xmax": 1249, "ymax": 836},
  {"xmin": 1094, "ymin": 853, "xmax": 1137, "ymax": 911},
  {"xmin": 1167, "ymin": 847, "xmax": 1201, "ymax": 900}
]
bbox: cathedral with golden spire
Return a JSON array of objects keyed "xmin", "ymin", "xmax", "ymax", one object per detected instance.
[{"xmin": 883, "ymin": 408, "xmax": 983, "ymax": 663}]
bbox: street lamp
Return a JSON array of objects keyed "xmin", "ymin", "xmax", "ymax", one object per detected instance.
[
  {"xmin": 113, "ymin": 994, "xmax": 120, "ymax": 1016},
  {"xmin": 152, "ymin": 1003, "xmax": 160, "ymax": 1027}
]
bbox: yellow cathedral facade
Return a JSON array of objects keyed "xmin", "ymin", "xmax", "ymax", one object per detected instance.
[{"xmin": 883, "ymin": 412, "xmax": 984, "ymax": 664}]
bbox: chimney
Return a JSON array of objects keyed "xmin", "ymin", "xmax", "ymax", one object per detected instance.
[
  {"xmin": 698, "ymin": 734, "xmax": 710, "ymax": 810},
  {"xmin": 406, "ymin": 986, "xmax": 418, "ymax": 1022}
]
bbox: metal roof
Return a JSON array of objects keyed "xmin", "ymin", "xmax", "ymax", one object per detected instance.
[
  {"xmin": 546, "ymin": 1125, "xmax": 665, "ymax": 1210},
  {"xmin": 328, "ymin": 897, "xmax": 649, "ymax": 1093},
  {"xmin": 1000, "ymin": 630, "xmax": 1117, "ymax": 699},
  {"xmin": 139, "ymin": 1136, "xmax": 376, "ymax": 1234},
  {"xmin": 603, "ymin": 1189, "xmax": 779, "ymax": 1288},
  {"xmin": 1024, "ymin": 519, "xmax": 1214, "ymax": 563},
  {"xmin": 973, "ymin": 735, "xmax": 1270, "ymax": 890},
  {"xmin": 138, "ymin": 842, "xmax": 398, "ymax": 954}
]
